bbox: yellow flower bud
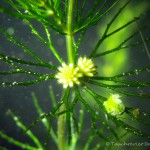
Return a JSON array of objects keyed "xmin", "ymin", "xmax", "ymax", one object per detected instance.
[
  {"xmin": 77, "ymin": 57, "xmax": 96, "ymax": 77},
  {"xmin": 55, "ymin": 63, "xmax": 82, "ymax": 88},
  {"xmin": 103, "ymin": 94, "xmax": 125, "ymax": 116}
]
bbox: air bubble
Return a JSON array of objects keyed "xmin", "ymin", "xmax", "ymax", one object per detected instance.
[
  {"xmin": 135, "ymin": 69, "xmax": 139, "ymax": 75},
  {"xmin": 12, "ymin": 81, "xmax": 17, "ymax": 85},
  {"xmin": 2, "ymin": 82, "xmax": 6, "ymax": 87},
  {"xmin": 146, "ymin": 68, "xmax": 150, "ymax": 72},
  {"xmin": 45, "ymin": 76, "xmax": 49, "ymax": 80},
  {"xmin": 95, "ymin": 111, "xmax": 99, "ymax": 115},
  {"xmin": 16, "ymin": 69, "xmax": 20, "ymax": 71},
  {"xmin": 79, "ymin": 109, "xmax": 83, "ymax": 113}
]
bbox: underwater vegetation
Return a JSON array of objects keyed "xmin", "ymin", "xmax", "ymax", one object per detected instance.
[{"xmin": 0, "ymin": 0, "xmax": 150, "ymax": 150}]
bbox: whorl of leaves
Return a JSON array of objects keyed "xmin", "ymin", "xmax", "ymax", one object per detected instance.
[{"xmin": 0, "ymin": 0, "xmax": 150, "ymax": 149}]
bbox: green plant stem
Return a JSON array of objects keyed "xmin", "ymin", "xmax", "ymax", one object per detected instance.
[
  {"xmin": 66, "ymin": 0, "xmax": 74, "ymax": 63},
  {"xmin": 58, "ymin": 103, "xmax": 66, "ymax": 150},
  {"xmin": 57, "ymin": 1, "xmax": 75, "ymax": 150},
  {"xmin": 57, "ymin": 88, "xmax": 71, "ymax": 150}
]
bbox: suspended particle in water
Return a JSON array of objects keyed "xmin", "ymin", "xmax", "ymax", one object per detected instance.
[
  {"xmin": 6, "ymin": 27, "xmax": 15, "ymax": 35},
  {"xmin": 131, "ymin": 108, "xmax": 140, "ymax": 118}
]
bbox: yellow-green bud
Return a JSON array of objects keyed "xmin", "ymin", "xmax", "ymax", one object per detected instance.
[{"xmin": 103, "ymin": 94, "xmax": 125, "ymax": 116}]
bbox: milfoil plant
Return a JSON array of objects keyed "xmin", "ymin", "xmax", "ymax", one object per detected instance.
[{"xmin": 0, "ymin": 0, "xmax": 150, "ymax": 150}]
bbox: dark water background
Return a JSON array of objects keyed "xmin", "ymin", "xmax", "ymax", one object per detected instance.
[{"xmin": 0, "ymin": 0, "xmax": 150, "ymax": 149}]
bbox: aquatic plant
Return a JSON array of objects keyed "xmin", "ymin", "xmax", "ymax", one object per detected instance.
[{"xmin": 0, "ymin": 0, "xmax": 150, "ymax": 150}]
